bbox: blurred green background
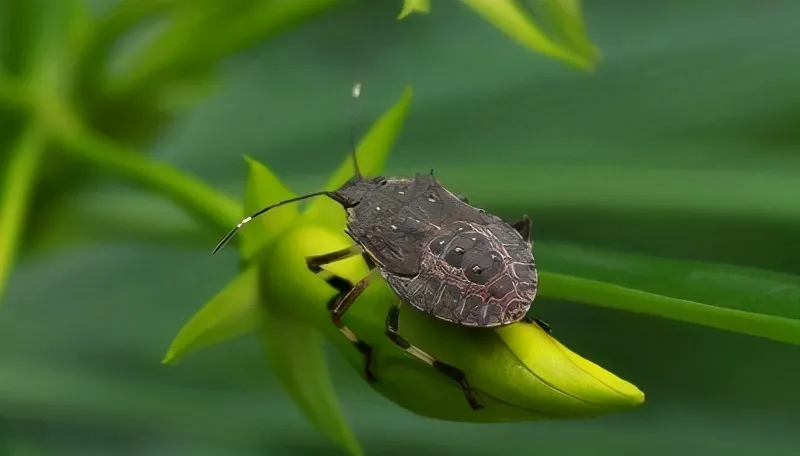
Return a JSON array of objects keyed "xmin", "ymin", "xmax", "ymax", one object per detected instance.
[{"xmin": 2, "ymin": 0, "xmax": 800, "ymax": 454}]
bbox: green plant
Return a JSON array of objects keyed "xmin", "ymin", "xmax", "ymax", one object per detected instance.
[{"xmin": 1, "ymin": 0, "xmax": 799, "ymax": 455}]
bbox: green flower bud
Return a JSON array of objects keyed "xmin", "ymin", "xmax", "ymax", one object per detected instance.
[{"xmin": 260, "ymin": 222, "xmax": 644, "ymax": 422}]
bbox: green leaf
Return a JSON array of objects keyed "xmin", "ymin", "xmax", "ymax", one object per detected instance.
[
  {"xmin": 258, "ymin": 309, "xmax": 363, "ymax": 456},
  {"xmin": 304, "ymin": 86, "xmax": 413, "ymax": 228},
  {"xmin": 105, "ymin": 0, "xmax": 343, "ymax": 101},
  {"xmin": 534, "ymin": 0, "xmax": 600, "ymax": 62},
  {"xmin": 0, "ymin": 121, "xmax": 46, "ymax": 302},
  {"xmin": 398, "ymin": 0, "xmax": 430, "ymax": 19},
  {"xmin": 239, "ymin": 155, "xmax": 299, "ymax": 259},
  {"xmin": 460, "ymin": 0, "xmax": 596, "ymax": 70},
  {"xmin": 537, "ymin": 242, "xmax": 800, "ymax": 345},
  {"xmin": 162, "ymin": 265, "xmax": 260, "ymax": 365}
]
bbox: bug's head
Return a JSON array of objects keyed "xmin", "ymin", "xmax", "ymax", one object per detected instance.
[{"xmin": 331, "ymin": 175, "xmax": 386, "ymax": 207}]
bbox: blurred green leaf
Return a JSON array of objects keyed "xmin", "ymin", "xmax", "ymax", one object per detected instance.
[
  {"xmin": 304, "ymin": 86, "xmax": 413, "ymax": 228},
  {"xmin": 240, "ymin": 155, "xmax": 299, "ymax": 260},
  {"xmin": 105, "ymin": 0, "xmax": 343, "ymax": 101},
  {"xmin": 258, "ymin": 309, "xmax": 363, "ymax": 456},
  {"xmin": 460, "ymin": 0, "xmax": 596, "ymax": 70},
  {"xmin": 538, "ymin": 242, "xmax": 800, "ymax": 344},
  {"xmin": 398, "ymin": 0, "xmax": 430, "ymax": 19},
  {"xmin": 0, "ymin": 121, "xmax": 46, "ymax": 301},
  {"xmin": 162, "ymin": 265, "xmax": 261, "ymax": 365}
]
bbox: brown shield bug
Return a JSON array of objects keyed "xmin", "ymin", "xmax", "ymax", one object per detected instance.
[{"xmin": 213, "ymin": 84, "xmax": 545, "ymax": 410}]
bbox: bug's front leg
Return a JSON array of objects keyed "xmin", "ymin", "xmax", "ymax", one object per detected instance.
[
  {"xmin": 306, "ymin": 246, "xmax": 379, "ymax": 382},
  {"xmin": 383, "ymin": 302, "xmax": 484, "ymax": 411}
]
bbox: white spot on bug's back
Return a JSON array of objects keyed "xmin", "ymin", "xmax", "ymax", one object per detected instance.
[
  {"xmin": 439, "ymin": 240, "xmax": 445, "ymax": 245},
  {"xmin": 391, "ymin": 224, "xmax": 397, "ymax": 229},
  {"xmin": 376, "ymin": 206, "xmax": 381, "ymax": 211},
  {"xmin": 458, "ymin": 227, "xmax": 464, "ymax": 231},
  {"xmin": 398, "ymin": 191, "xmax": 405, "ymax": 195},
  {"xmin": 428, "ymin": 197, "xmax": 436, "ymax": 202},
  {"xmin": 471, "ymin": 237, "xmax": 476, "ymax": 241}
]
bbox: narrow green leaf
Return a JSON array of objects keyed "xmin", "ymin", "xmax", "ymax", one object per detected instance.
[
  {"xmin": 398, "ymin": 0, "xmax": 430, "ymax": 19},
  {"xmin": 162, "ymin": 266, "xmax": 260, "ymax": 365},
  {"xmin": 0, "ymin": 121, "xmax": 46, "ymax": 302},
  {"xmin": 460, "ymin": 0, "xmax": 595, "ymax": 70},
  {"xmin": 239, "ymin": 155, "xmax": 299, "ymax": 259},
  {"xmin": 538, "ymin": 243, "xmax": 800, "ymax": 345},
  {"xmin": 258, "ymin": 309, "xmax": 363, "ymax": 456},
  {"xmin": 304, "ymin": 86, "xmax": 413, "ymax": 228}
]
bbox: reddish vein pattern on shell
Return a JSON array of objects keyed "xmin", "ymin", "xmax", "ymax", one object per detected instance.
[{"xmin": 385, "ymin": 220, "xmax": 538, "ymax": 327}]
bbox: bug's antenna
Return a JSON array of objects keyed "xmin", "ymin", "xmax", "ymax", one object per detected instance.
[
  {"xmin": 349, "ymin": 82, "xmax": 362, "ymax": 179},
  {"xmin": 212, "ymin": 191, "xmax": 337, "ymax": 254}
]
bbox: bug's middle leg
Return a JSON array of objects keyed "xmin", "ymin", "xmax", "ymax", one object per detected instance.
[
  {"xmin": 383, "ymin": 302, "xmax": 484, "ymax": 411},
  {"xmin": 305, "ymin": 246, "xmax": 379, "ymax": 382}
]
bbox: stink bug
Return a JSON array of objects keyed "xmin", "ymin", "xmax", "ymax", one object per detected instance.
[{"xmin": 213, "ymin": 84, "xmax": 544, "ymax": 410}]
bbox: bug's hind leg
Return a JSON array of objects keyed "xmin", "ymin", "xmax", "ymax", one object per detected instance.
[
  {"xmin": 384, "ymin": 302, "xmax": 484, "ymax": 411},
  {"xmin": 522, "ymin": 315, "xmax": 552, "ymax": 334},
  {"xmin": 305, "ymin": 246, "xmax": 378, "ymax": 382}
]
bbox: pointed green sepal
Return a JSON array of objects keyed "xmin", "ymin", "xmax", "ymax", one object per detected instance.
[
  {"xmin": 304, "ymin": 86, "xmax": 413, "ymax": 229},
  {"xmin": 537, "ymin": 0, "xmax": 600, "ymax": 63},
  {"xmin": 398, "ymin": 0, "xmax": 430, "ymax": 19},
  {"xmin": 240, "ymin": 155, "xmax": 299, "ymax": 259},
  {"xmin": 460, "ymin": 0, "xmax": 596, "ymax": 70},
  {"xmin": 162, "ymin": 265, "xmax": 260, "ymax": 365},
  {"xmin": 258, "ymin": 309, "xmax": 363, "ymax": 456}
]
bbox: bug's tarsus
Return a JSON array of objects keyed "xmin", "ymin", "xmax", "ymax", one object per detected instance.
[
  {"xmin": 212, "ymin": 190, "xmax": 337, "ymax": 254},
  {"xmin": 349, "ymin": 82, "xmax": 363, "ymax": 179}
]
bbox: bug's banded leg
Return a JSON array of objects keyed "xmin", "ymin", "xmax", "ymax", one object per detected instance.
[
  {"xmin": 522, "ymin": 315, "xmax": 552, "ymax": 334},
  {"xmin": 305, "ymin": 246, "xmax": 378, "ymax": 382},
  {"xmin": 384, "ymin": 302, "xmax": 484, "ymax": 411},
  {"xmin": 511, "ymin": 215, "xmax": 532, "ymax": 242}
]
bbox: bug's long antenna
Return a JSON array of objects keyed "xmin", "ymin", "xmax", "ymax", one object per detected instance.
[
  {"xmin": 212, "ymin": 191, "xmax": 335, "ymax": 254},
  {"xmin": 349, "ymin": 82, "xmax": 362, "ymax": 179}
]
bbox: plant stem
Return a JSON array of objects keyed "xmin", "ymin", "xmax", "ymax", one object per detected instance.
[
  {"xmin": 42, "ymin": 98, "xmax": 243, "ymax": 233},
  {"xmin": 0, "ymin": 120, "xmax": 47, "ymax": 300}
]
